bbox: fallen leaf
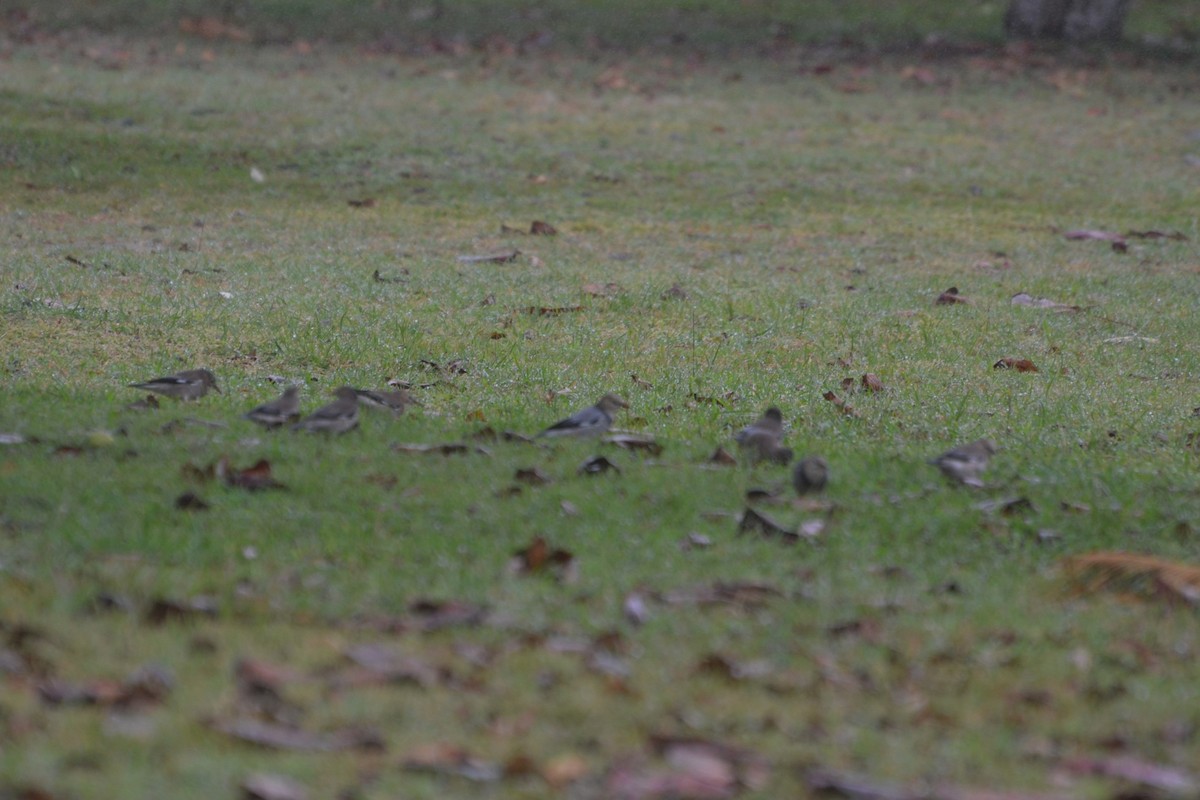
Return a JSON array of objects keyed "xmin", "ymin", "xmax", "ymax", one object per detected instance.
[
  {"xmin": 402, "ymin": 742, "xmax": 503, "ymax": 782},
  {"xmin": 1062, "ymin": 551, "xmax": 1200, "ymax": 605},
  {"xmin": 1010, "ymin": 292, "xmax": 1081, "ymax": 312},
  {"xmin": 707, "ymin": 446, "xmax": 737, "ymax": 466},
  {"xmin": 583, "ymin": 281, "xmax": 621, "ymax": 297},
  {"xmin": 347, "ymin": 198, "xmax": 377, "ymax": 208},
  {"xmin": 993, "ymin": 357, "xmax": 1039, "ymax": 373},
  {"xmin": 144, "ymin": 595, "xmax": 219, "ymax": 625},
  {"xmin": 652, "ymin": 735, "xmax": 771, "ymax": 792},
  {"xmin": 542, "ymin": 753, "xmax": 590, "ymax": 788},
  {"xmin": 457, "ymin": 250, "xmax": 520, "ymax": 264},
  {"xmin": 935, "ymin": 286, "xmax": 971, "ymax": 305},
  {"xmin": 662, "ymin": 581, "xmax": 783, "ymax": 609},
  {"xmin": 623, "ymin": 591, "xmax": 651, "ymax": 625},
  {"xmin": 0, "ymin": 432, "xmax": 26, "ymax": 445},
  {"xmin": 175, "ymin": 491, "xmax": 209, "ymax": 511},
  {"xmin": 822, "ymin": 391, "xmax": 859, "ymax": 418},
  {"xmin": 212, "ymin": 718, "xmax": 384, "ymax": 753},
  {"xmin": 603, "ymin": 433, "xmax": 662, "ymax": 455},
  {"xmin": 515, "ymin": 467, "xmax": 551, "ymax": 485},
  {"xmin": 509, "ymin": 536, "xmax": 577, "ymax": 582},
  {"xmin": 1124, "ymin": 229, "xmax": 1188, "ymax": 241},
  {"xmin": 126, "ymin": 394, "xmax": 160, "ymax": 411},
  {"xmin": 392, "ymin": 442, "xmax": 489, "ymax": 456},
  {"xmin": 578, "ymin": 455, "xmax": 620, "ymax": 475},
  {"xmin": 530, "ymin": 220, "xmax": 557, "ymax": 235},
  {"xmin": 679, "ymin": 532, "xmax": 712, "ymax": 550},
  {"xmin": 372, "ymin": 268, "xmax": 406, "ymax": 283},
  {"xmin": 661, "ymin": 283, "xmax": 689, "ymax": 300},
  {"xmin": 337, "ymin": 643, "xmax": 442, "ymax": 688},
  {"xmin": 1064, "ymin": 228, "xmax": 1125, "ymax": 242},
  {"xmin": 218, "ymin": 457, "xmax": 286, "ymax": 491},
  {"xmin": 39, "ymin": 665, "xmax": 172, "ymax": 710},
  {"xmin": 1060, "ymin": 755, "xmax": 1198, "ymax": 795},
  {"xmin": 630, "ymin": 373, "xmax": 653, "ymax": 389},
  {"xmin": 240, "ymin": 772, "xmax": 309, "ymax": 800},
  {"xmin": 522, "ymin": 305, "xmax": 584, "ymax": 316},
  {"xmin": 861, "ymin": 373, "xmax": 884, "ymax": 393},
  {"xmin": 696, "ymin": 653, "xmax": 774, "ymax": 683}
]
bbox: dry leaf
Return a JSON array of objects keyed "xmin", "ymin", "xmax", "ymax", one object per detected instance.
[
  {"xmin": 578, "ymin": 455, "xmax": 620, "ymax": 475},
  {"xmin": 707, "ymin": 446, "xmax": 737, "ymax": 466},
  {"xmin": 347, "ymin": 198, "xmax": 377, "ymax": 208},
  {"xmin": 523, "ymin": 305, "xmax": 584, "ymax": 316},
  {"xmin": 630, "ymin": 373, "xmax": 653, "ymax": 389},
  {"xmin": 662, "ymin": 581, "xmax": 782, "ymax": 609},
  {"xmin": 1125, "ymin": 229, "xmax": 1188, "ymax": 241},
  {"xmin": 175, "ymin": 491, "xmax": 209, "ymax": 511},
  {"xmin": 456, "ymin": 250, "xmax": 520, "ymax": 264},
  {"xmin": 403, "ymin": 743, "xmax": 502, "ymax": 782},
  {"xmin": 1062, "ymin": 551, "xmax": 1200, "ymax": 605},
  {"xmin": 1010, "ymin": 292, "xmax": 1080, "ymax": 312},
  {"xmin": 861, "ymin": 373, "xmax": 884, "ymax": 393},
  {"xmin": 737, "ymin": 508, "xmax": 799, "ymax": 543},
  {"xmin": 935, "ymin": 286, "xmax": 971, "ymax": 305},
  {"xmin": 143, "ymin": 595, "xmax": 218, "ymax": 625},
  {"xmin": 530, "ymin": 220, "xmax": 557, "ymax": 235},
  {"xmin": 240, "ymin": 773, "xmax": 309, "ymax": 800},
  {"xmin": 1060, "ymin": 755, "xmax": 1198, "ymax": 794},
  {"xmin": 603, "ymin": 433, "xmax": 662, "ymax": 455},
  {"xmin": 509, "ymin": 536, "xmax": 576, "ymax": 582},
  {"xmin": 213, "ymin": 718, "xmax": 383, "ymax": 753},
  {"xmin": 542, "ymin": 754, "xmax": 590, "ymax": 788},
  {"xmin": 661, "ymin": 282, "xmax": 689, "ymax": 300},
  {"xmin": 993, "ymin": 357, "xmax": 1039, "ymax": 373},
  {"xmin": 822, "ymin": 391, "xmax": 859, "ymax": 417},
  {"xmin": 582, "ymin": 282, "xmax": 621, "ymax": 297},
  {"xmin": 218, "ymin": 457, "xmax": 286, "ymax": 491},
  {"xmin": 515, "ymin": 467, "xmax": 551, "ymax": 485}
]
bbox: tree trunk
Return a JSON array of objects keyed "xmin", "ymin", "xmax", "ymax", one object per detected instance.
[{"xmin": 1005, "ymin": 0, "xmax": 1132, "ymax": 41}]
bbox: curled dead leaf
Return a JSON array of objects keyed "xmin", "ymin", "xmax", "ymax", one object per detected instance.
[
  {"xmin": 509, "ymin": 536, "xmax": 577, "ymax": 582},
  {"xmin": 530, "ymin": 220, "xmax": 557, "ymax": 235},
  {"xmin": 737, "ymin": 508, "xmax": 799, "ymax": 543},
  {"xmin": 935, "ymin": 286, "xmax": 970, "ymax": 305},
  {"xmin": 861, "ymin": 373, "xmax": 884, "ymax": 393}
]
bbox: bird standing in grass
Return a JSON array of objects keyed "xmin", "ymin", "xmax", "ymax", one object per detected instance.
[
  {"xmin": 292, "ymin": 386, "xmax": 359, "ymax": 434},
  {"xmin": 244, "ymin": 385, "xmax": 302, "ymax": 429},
  {"xmin": 353, "ymin": 387, "xmax": 413, "ymax": 414},
  {"xmin": 930, "ymin": 439, "xmax": 996, "ymax": 487},
  {"xmin": 537, "ymin": 393, "xmax": 628, "ymax": 438},
  {"xmin": 736, "ymin": 407, "xmax": 792, "ymax": 465},
  {"xmin": 128, "ymin": 368, "xmax": 220, "ymax": 401},
  {"xmin": 793, "ymin": 456, "xmax": 829, "ymax": 494}
]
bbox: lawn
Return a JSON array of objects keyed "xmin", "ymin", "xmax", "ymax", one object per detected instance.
[{"xmin": 1, "ymin": 3, "xmax": 1200, "ymax": 798}]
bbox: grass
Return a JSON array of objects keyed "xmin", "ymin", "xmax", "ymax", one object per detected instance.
[{"xmin": 2, "ymin": 3, "xmax": 1200, "ymax": 798}]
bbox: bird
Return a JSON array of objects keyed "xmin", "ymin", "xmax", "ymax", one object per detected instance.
[
  {"xmin": 537, "ymin": 393, "xmax": 628, "ymax": 438},
  {"xmin": 353, "ymin": 387, "xmax": 412, "ymax": 414},
  {"xmin": 735, "ymin": 407, "xmax": 791, "ymax": 465},
  {"xmin": 291, "ymin": 386, "xmax": 359, "ymax": 434},
  {"xmin": 930, "ymin": 439, "xmax": 997, "ymax": 487},
  {"xmin": 128, "ymin": 368, "xmax": 220, "ymax": 401},
  {"xmin": 793, "ymin": 456, "xmax": 829, "ymax": 494},
  {"xmin": 243, "ymin": 385, "xmax": 302, "ymax": 429}
]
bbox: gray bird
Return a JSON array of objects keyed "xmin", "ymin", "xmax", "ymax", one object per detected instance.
[
  {"xmin": 292, "ymin": 386, "xmax": 359, "ymax": 434},
  {"xmin": 128, "ymin": 368, "xmax": 220, "ymax": 401},
  {"xmin": 930, "ymin": 439, "xmax": 997, "ymax": 487},
  {"xmin": 793, "ymin": 456, "xmax": 829, "ymax": 495},
  {"xmin": 537, "ymin": 393, "xmax": 628, "ymax": 438},
  {"xmin": 244, "ymin": 385, "xmax": 302, "ymax": 429},
  {"xmin": 353, "ymin": 388, "xmax": 412, "ymax": 414},
  {"xmin": 736, "ymin": 407, "xmax": 791, "ymax": 465}
]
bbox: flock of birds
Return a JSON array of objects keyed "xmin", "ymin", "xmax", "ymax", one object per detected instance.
[{"xmin": 128, "ymin": 368, "xmax": 999, "ymax": 494}]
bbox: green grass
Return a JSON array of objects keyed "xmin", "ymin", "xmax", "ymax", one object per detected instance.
[{"xmin": 2, "ymin": 5, "xmax": 1200, "ymax": 799}]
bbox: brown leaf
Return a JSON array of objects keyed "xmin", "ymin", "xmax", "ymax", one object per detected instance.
[
  {"xmin": 175, "ymin": 491, "xmax": 209, "ymax": 511},
  {"xmin": 542, "ymin": 754, "xmax": 591, "ymax": 788},
  {"xmin": 530, "ymin": 220, "xmax": 557, "ymax": 235},
  {"xmin": 39, "ymin": 665, "xmax": 171, "ymax": 710},
  {"xmin": 407, "ymin": 598, "xmax": 489, "ymax": 631},
  {"xmin": 212, "ymin": 718, "xmax": 384, "ymax": 753},
  {"xmin": 509, "ymin": 536, "xmax": 576, "ymax": 582},
  {"xmin": 696, "ymin": 653, "xmax": 774, "ymax": 683},
  {"xmin": 515, "ymin": 467, "xmax": 551, "ymax": 485},
  {"xmin": 144, "ymin": 595, "xmax": 219, "ymax": 625},
  {"xmin": 661, "ymin": 282, "xmax": 689, "ymax": 301},
  {"xmin": 603, "ymin": 433, "xmax": 662, "ymax": 455},
  {"xmin": 861, "ymin": 373, "xmax": 884, "ymax": 392},
  {"xmin": 338, "ymin": 643, "xmax": 442, "ymax": 688},
  {"xmin": 1062, "ymin": 551, "xmax": 1200, "ymax": 605},
  {"xmin": 1060, "ymin": 755, "xmax": 1198, "ymax": 794},
  {"xmin": 347, "ymin": 198, "xmax": 377, "ymax": 208},
  {"xmin": 240, "ymin": 772, "xmax": 309, "ymax": 800},
  {"xmin": 52, "ymin": 445, "xmax": 84, "ymax": 457},
  {"xmin": 1124, "ymin": 229, "xmax": 1188, "ymax": 241},
  {"xmin": 630, "ymin": 373, "xmax": 654, "ymax": 389},
  {"xmin": 707, "ymin": 446, "xmax": 737, "ymax": 466},
  {"xmin": 935, "ymin": 286, "xmax": 971, "ymax": 305},
  {"xmin": 662, "ymin": 581, "xmax": 782, "ymax": 608},
  {"xmin": 392, "ymin": 442, "xmax": 489, "ymax": 456},
  {"xmin": 126, "ymin": 394, "xmax": 160, "ymax": 411},
  {"xmin": 402, "ymin": 742, "xmax": 502, "ymax": 782},
  {"xmin": 522, "ymin": 305, "xmax": 584, "ymax": 316},
  {"xmin": 578, "ymin": 455, "xmax": 620, "ymax": 475},
  {"xmin": 822, "ymin": 391, "xmax": 859, "ymax": 417},
  {"xmin": 651, "ymin": 735, "xmax": 771, "ymax": 792},
  {"xmin": 993, "ymin": 357, "xmax": 1039, "ymax": 373},
  {"xmin": 219, "ymin": 457, "xmax": 286, "ymax": 491}
]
